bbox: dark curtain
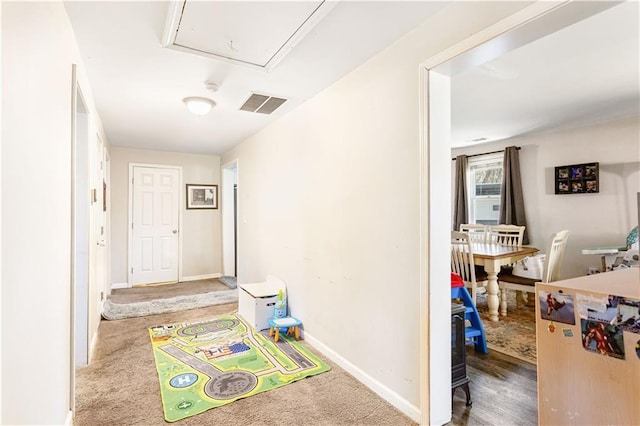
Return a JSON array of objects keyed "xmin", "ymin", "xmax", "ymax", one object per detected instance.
[
  {"xmin": 453, "ymin": 155, "xmax": 468, "ymax": 231},
  {"xmin": 500, "ymin": 146, "xmax": 529, "ymax": 244}
]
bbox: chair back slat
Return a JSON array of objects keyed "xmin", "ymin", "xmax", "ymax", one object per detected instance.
[
  {"xmin": 459, "ymin": 224, "xmax": 487, "ymax": 243},
  {"xmin": 452, "ymin": 231, "xmax": 483, "ymax": 304},
  {"xmin": 487, "ymin": 224, "xmax": 525, "ymax": 247}
]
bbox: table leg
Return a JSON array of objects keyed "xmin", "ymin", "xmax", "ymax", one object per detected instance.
[
  {"xmin": 486, "ymin": 269, "xmax": 500, "ymax": 322},
  {"xmin": 500, "ymin": 288, "xmax": 508, "ymax": 317}
]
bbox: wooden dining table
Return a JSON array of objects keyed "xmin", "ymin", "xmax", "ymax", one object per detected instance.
[{"xmin": 471, "ymin": 243, "xmax": 539, "ymax": 322}]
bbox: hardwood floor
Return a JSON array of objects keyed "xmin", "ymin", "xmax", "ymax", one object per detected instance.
[{"xmin": 451, "ymin": 348, "xmax": 538, "ymax": 426}]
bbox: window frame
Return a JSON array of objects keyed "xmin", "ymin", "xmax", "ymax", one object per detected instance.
[{"xmin": 467, "ymin": 153, "xmax": 503, "ymax": 225}]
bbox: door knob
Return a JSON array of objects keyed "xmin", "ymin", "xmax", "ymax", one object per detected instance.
[{"xmin": 172, "ymin": 230, "xmax": 178, "ymax": 234}]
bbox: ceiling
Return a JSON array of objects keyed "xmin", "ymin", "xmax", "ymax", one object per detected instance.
[
  {"xmin": 65, "ymin": 1, "xmax": 639, "ymax": 156},
  {"xmin": 450, "ymin": 1, "xmax": 639, "ymax": 148},
  {"xmin": 64, "ymin": 1, "xmax": 448, "ymax": 155}
]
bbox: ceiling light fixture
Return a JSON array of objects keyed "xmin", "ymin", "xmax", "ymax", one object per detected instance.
[{"xmin": 183, "ymin": 97, "xmax": 215, "ymax": 115}]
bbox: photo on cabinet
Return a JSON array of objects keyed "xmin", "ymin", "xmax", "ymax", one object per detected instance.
[
  {"xmin": 616, "ymin": 298, "xmax": 640, "ymax": 335},
  {"xmin": 539, "ymin": 291, "xmax": 575, "ymax": 325},
  {"xmin": 581, "ymin": 319, "xmax": 625, "ymax": 360},
  {"xmin": 586, "ymin": 295, "xmax": 619, "ymax": 324}
]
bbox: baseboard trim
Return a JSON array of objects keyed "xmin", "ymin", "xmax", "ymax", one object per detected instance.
[
  {"xmin": 111, "ymin": 282, "xmax": 128, "ymax": 290},
  {"xmin": 182, "ymin": 273, "xmax": 222, "ymax": 282},
  {"xmin": 65, "ymin": 410, "xmax": 73, "ymax": 426},
  {"xmin": 304, "ymin": 332, "xmax": 421, "ymax": 423},
  {"xmin": 89, "ymin": 328, "xmax": 99, "ymax": 363}
]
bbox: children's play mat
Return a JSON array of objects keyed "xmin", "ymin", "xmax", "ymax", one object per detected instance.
[{"xmin": 148, "ymin": 313, "xmax": 330, "ymax": 422}]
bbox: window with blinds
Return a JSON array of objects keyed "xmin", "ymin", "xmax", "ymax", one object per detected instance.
[{"xmin": 468, "ymin": 153, "xmax": 503, "ymax": 225}]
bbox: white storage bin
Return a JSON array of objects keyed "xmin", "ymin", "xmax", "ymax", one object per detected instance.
[{"xmin": 238, "ymin": 275, "xmax": 286, "ymax": 331}]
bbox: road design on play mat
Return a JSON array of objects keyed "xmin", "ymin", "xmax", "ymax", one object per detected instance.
[{"xmin": 158, "ymin": 316, "xmax": 318, "ymax": 400}]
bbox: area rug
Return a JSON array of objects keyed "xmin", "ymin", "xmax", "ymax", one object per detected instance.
[
  {"xmin": 148, "ymin": 313, "xmax": 331, "ymax": 422},
  {"xmin": 102, "ymin": 289, "xmax": 238, "ymax": 320},
  {"xmin": 476, "ymin": 290, "xmax": 537, "ymax": 364},
  {"xmin": 218, "ymin": 275, "xmax": 237, "ymax": 289}
]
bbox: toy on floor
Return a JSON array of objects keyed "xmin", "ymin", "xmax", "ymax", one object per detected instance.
[
  {"xmin": 269, "ymin": 317, "xmax": 302, "ymax": 342},
  {"xmin": 274, "ymin": 289, "xmax": 287, "ymax": 319}
]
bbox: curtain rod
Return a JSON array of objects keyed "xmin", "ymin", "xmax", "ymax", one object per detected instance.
[{"xmin": 451, "ymin": 146, "xmax": 520, "ymax": 161}]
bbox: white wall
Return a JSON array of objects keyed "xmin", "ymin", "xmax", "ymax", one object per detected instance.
[
  {"xmin": 452, "ymin": 116, "xmax": 640, "ymax": 278},
  {"xmin": 0, "ymin": 2, "xmax": 3, "ymax": 418},
  {"xmin": 221, "ymin": 1, "xmax": 530, "ymax": 419},
  {"xmin": 1, "ymin": 2, "xmax": 108, "ymax": 424},
  {"xmin": 110, "ymin": 147, "xmax": 222, "ymax": 284}
]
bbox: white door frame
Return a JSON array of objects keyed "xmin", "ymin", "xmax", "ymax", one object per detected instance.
[
  {"xmin": 104, "ymin": 149, "xmax": 111, "ymax": 300},
  {"xmin": 70, "ymin": 63, "xmax": 91, "ymax": 411},
  {"xmin": 418, "ymin": 2, "xmax": 618, "ymax": 424},
  {"xmin": 221, "ymin": 160, "xmax": 239, "ymax": 277},
  {"xmin": 127, "ymin": 162, "xmax": 183, "ymax": 287}
]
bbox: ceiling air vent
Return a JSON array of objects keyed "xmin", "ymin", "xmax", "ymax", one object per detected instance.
[{"xmin": 239, "ymin": 93, "xmax": 287, "ymax": 114}]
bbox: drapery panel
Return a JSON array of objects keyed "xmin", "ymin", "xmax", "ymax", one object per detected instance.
[
  {"xmin": 453, "ymin": 155, "xmax": 468, "ymax": 231},
  {"xmin": 499, "ymin": 146, "xmax": 529, "ymax": 244}
]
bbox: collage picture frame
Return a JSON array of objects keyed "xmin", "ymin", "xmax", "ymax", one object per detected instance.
[{"xmin": 555, "ymin": 162, "xmax": 599, "ymax": 195}]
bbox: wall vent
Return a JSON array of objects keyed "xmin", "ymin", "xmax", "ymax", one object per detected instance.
[{"xmin": 239, "ymin": 93, "xmax": 287, "ymax": 114}]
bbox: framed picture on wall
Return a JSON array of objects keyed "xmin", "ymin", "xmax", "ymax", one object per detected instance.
[
  {"xmin": 186, "ymin": 184, "xmax": 218, "ymax": 209},
  {"xmin": 554, "ymin": 162, "xmax": 598, "ymax": 195}
]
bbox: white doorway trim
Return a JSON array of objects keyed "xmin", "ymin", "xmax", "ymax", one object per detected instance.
[
  {"xmin": 418, "ymin": 2, "xmax": 618, "ymax": 424},
  {"xmin": 127, "ymin": 162, "xmax": 183, "ymax": 287},
  {"xmin": 70, "ymin": 63, "xmax": 91, "ymax": 412},
  {"xmin": 104, "ymin": 148, "xmax": 112, "ymax": 301},
  {"xmin": 221, "ymin": 160, "xmax": 239, "ymax": 278}
]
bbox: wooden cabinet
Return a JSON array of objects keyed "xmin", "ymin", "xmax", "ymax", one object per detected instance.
[{"xmin": 536, "ymin": 268, "xmax": 639, "ymax": 425}]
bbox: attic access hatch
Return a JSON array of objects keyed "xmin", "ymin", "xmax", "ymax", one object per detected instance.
[{"xmin": 162, "ymin": 1, "xmax": 337, "ymax": 71}]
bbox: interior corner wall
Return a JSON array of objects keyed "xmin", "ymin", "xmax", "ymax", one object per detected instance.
[
  {"xmin": 221, "ymin": 1, "xmax": 531, "ymax": 417},
  {"xmin": 452, "ymin": 116, "xmax": 640, "ymax": 279},
  {"xmin": 1, "ymin": 1, "xmax": 107, "ymax": 424},
  {"xmin": 109, "ymin": 147, "xmax": 222, "ymax": 284}
]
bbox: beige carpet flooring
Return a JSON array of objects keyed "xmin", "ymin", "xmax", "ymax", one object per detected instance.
[{"xmin": 75, "ymin": 300, "xmax": 415, "ymax": 425}]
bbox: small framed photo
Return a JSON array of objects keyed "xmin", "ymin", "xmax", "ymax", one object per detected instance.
[
  {"xmin": 585, "ymin": 180, "xmax": 598, "ymax": 193},
  {"xmin": 186, "ymin": 184, "xmax": 218, "ymax": 209},
  {"xmin": 558, "ymin": 167, "xmax": 569, "ymax": 179},
  {"xmin": 570, "ymin": 166, "xmax": 583, "ymax": 179},
  {"xmin": 571, "ymin": 181, "xmax": 583, "ymax": 193},
  {"xmin": 557, "ymin": 180, "xmax": 570, "ymax": 193}
]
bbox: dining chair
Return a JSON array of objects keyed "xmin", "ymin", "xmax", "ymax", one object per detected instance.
[
  {"xmin": 486, "ymin": 224, "xmax": 525, "ymax": 246},
  {"xmin": 459, "ymin": 224, "xmax": 488, "ymax": 243},
  {"xmin": 498, "ymin": 230, "xmax": 570, "ymax": 316},
  {"xmin": 451, "ymin": 231, "xmax": 487, "ymax": 305},
  {"xmin": 488, "ymin": 224, "xmax": 525, "ymax": 273}
]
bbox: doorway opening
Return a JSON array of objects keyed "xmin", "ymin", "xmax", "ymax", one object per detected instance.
[
  {"xmin": 421, "ymin": 2, "xmax": 620, "ymax": 424},
  {"xmin": 72, "ymin": 74, "xmax": 90, "ymax": 369},
  {"xmin": 222, "ymin": 161, "xmax": 238, "ymax": 279},
  {"xmin": 70, "ymin": 64, "xmax": 91, "ymax": 416}
]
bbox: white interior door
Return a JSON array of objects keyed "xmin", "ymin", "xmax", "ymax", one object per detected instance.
[{"xmin": 131, "ymin": 166, "xmax": 180, "ymax": 285}]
